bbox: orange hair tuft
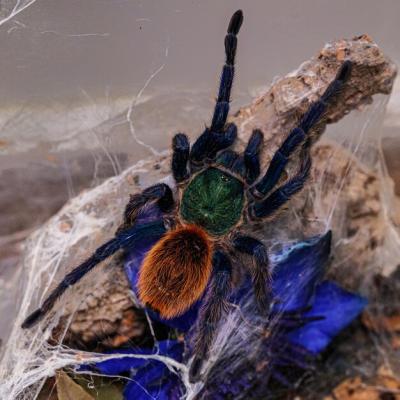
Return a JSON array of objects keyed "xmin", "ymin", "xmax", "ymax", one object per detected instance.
[{"xmin": 138, "ymin": 224, "xmax": 213, "ymax": 319}]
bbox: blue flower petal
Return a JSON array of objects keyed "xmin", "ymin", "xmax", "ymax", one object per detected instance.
[
  {"xmin": 88, "ymin": 348, "xmax": 152, "ymax": 375},
  {"xmin": 90, "ymin": 340, "xmax": 183, "ymax": 375},
  {"xmin": 287, "ymin": 281, "xmax": 367, "ymax": 353},
  {"xmin": 124, "ymin": 364, "xmax": 182, "ymax": 400},
  {"xmin": 124, "ymin": 375, "xmax": 181, "ymax": 400},
  {"xmin": 272, "ymin": 231, "xmax": 331, "ymax": 312}
]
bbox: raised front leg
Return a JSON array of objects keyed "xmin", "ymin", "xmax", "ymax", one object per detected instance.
[{"xmin": 189, "ymin": 10, "xmax": 243, "ymax": 166}]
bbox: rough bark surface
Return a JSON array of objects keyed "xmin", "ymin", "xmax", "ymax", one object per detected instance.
[{"xmin": 21, "ymin": 35, "xmax": 396, "ymax": 346}]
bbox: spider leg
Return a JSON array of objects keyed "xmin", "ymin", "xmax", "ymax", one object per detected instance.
[
  {"xmin": 232, "ymin": 235, "xmax": 271, "ymax": 312},
  {"xmin": 190, "ymin": 123, "xmax": 238, "ymax": 168},
  {"xmin": 252, "ymin": 61, "xmax": 352, "ymax": 198},
  {"xmin": 119, "ymin": 183, "xmax": 174, "ymax": 231},
  {"xmin": 214, "ymin": 148, "xmax": 248, "ymax": 180},
  {"xmin": 172, "ymin": 133, "xmax": 190, "ymax": 183},
  {"xmin": 249, "ymin": 150, "xmax": 311, "ymax": 220},
  {"xmin": 21, "ymin": 221, "xmax": 166, "ymax": 329},
  {"xmin": 189, "ymin": 249, "xmax": 232, "ymax": 382},
  {"xmin": 215, "ymin": 147, "xmax": 246, "ymax": 175},
  {"xmin": 215, "ymin": 149, "xmax": 240, "ymax": 169},
  {"xmin": 189, "ymin": 10, "xmax": 243, "ymax": 166},
  {"xmin": 211, "ymin": 10, "xmax": 243, "ymax": 132},
  {"xmin": 244, "ymin": 129, "xmax": 264, "ymax": 184}
]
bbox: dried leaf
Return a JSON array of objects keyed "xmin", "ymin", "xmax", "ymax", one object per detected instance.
[
  {"xmin": 363, "ymin": 312, "xmax": 400, "ymax": 333},
  {"xmin": 56, "ymin": 371, "xmax": 94, "ymax": 400},
  {"xmin": 74, "ymin": 375, "xmax": 124, "ymax": 400},
  {"xmin": 324, "ymin": 366, "xmax": 400, "ymax": 400}
]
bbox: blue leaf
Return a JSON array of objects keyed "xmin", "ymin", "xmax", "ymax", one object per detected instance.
[
  {"xmin": 287, "ymin": 281, "xmax": 367, "ymax": 353},
  {"xmin": 272, "ymin": 231, "xmax": 331, "ymax": 312}
]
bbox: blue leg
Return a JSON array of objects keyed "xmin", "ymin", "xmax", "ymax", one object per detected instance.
[
  {"xmin": 232, "ymin": 235, "xmax": 271, "ymax": 312},
  {"xmin": 249, "ymin": 152, "xmax": 311, "ymax": 220},
  {"xmin": 210, "ymin": 10, "xmax": 243, "ymax": 132},
  {"xmin": 189, "ymin": 10, "xmax": 243, "ymax": 166},
  {"xmin": 119, "ymin": 183, "xmax": 174, "ymax": 232},
  {"xmin": 244, "ymin": 129, "xmax": 264, "ymax": 184},
  {"xmin": 216, "ymin": 151, "xmax": 246, "ymax": 179},
  {"xmin": 189, "ymin": 250, "xmax": 233, "ymax": 382},
  {"xmin": 21, "ymin": 221, "xmax": 167, "ymax": 329},
  {"xmin": 172, "ymin": 133, "xmax": 190, "ymax": 183},
  {"xmin": 252, "ymin": 61, "xmax": 352, "ymax": 198},
  {"xmin": 216, "ymin": 149, "xmax": 240, "ymax": 169},
  {"xmin": 215, "ymin": 130, "xmax": 261, "ymax": 180},
  {"xmin": 190, "ymin": 123, "xmax": 237, "ymax": 167},
  {"xmin": 252, "ymin": 127, "xmax": 306, "ymax": 197}
]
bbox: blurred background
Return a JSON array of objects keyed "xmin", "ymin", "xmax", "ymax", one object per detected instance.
[{"xmin": 0, "ymin": 0, "xmax": 399, "ymax": 299}]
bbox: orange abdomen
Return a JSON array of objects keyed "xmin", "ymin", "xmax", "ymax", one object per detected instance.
[{"xmin": 138, "ymin": 224, "xmax": 213, "ymax": 319}]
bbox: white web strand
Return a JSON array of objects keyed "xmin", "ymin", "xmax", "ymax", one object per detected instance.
[
  {"xmin": 0, "ymin": 0, "xmax": 39, "ymax": 28},
  {"xmin": 126, "ymin": 39, "xmax": 170, "ymax": 156}
]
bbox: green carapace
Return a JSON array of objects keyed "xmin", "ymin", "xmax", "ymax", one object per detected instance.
[{"xmin": 180, "ymin": 167, "xmax": 244, "ymax": 236}]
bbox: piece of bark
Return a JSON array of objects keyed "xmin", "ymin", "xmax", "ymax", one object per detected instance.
[{"xmin": 20, "ymin": 34, "xmax": 396, "ymax": 346}]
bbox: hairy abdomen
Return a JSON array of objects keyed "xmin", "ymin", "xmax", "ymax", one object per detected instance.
[{"xmin": 138, "ymin": 224, "xmax": 213, "ymax": 318}]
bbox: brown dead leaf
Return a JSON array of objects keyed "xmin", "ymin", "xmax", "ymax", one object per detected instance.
[
  {"xmin": 376, "ymin": 365, "xmax": 400, "ymax": 393},
  {"xmin": 56, "ymin": 371, "xmax": 94, "ymax": 400},
  {"xmin": 363, "ymin": 312, "xmax": 400, "ymax": 333},
  {"xmin": 324, "ymin": 366, "xmax": 400, "ymax": 400}
]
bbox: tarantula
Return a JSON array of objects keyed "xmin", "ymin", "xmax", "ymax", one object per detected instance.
[{"xmin": 22, "ymin": 10, "xmax": 351, "ymax": 382}]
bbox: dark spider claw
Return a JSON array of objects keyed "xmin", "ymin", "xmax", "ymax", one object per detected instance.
[
  {"xmin": 189, "ymin": 356, "xmax": 204, "ymax": 383},
  {"xmin": 320, "ymin": 60, "xmax": 352, "ymax": 104},
  {"xmin": 228, "ymin": 9, "xmax": 244, "ymax": 35},
  {"xmin": 336, "ymin": 60, "xmax": 352, "ymax": 82},
  {"xmin": 21, "ymin": 309, "xmax": 43, "ymax": 329}
]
